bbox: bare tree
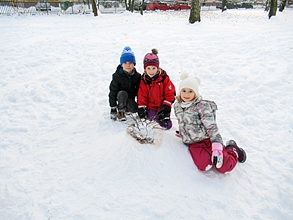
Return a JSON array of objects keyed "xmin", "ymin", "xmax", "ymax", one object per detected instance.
[
  {"xmin": 140, "ymin": 0, "xmax": 145, "ymax": 15},
  {"xmin": 268, "ymin": 0, "xmax": 278, "ymax": 18},
  {"xmin": 130, "ymin": 0, "xmax": 135, "ymax": 12},
  {"xmin": 92, "ymin": 0, "xmax": 98, "ymax": 16},
  {"xmin": 279, "ymin": 0, "xmax": 287, "ymax": 11},
  {"xmin": 222, "ymin": 0, "xmax": 227, "ymax": 12},
  {"xmin": 124, "ymin": 0, "xmax": 135, "ymax": 11},
  {"xmin": 265, "ymin": 0, "xmax": 270, "ymax": 11},
  {"xmin": 189, "ymin": 0, "xmax": 201, "ymax": 24},
  {"xmin": 124, "ymin": 0, "xmax": 129, "ymax": 10}
]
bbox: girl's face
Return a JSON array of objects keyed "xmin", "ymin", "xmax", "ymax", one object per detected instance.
[
  {"xmin": 122, "ymin": 62, "xmax": 134, "ymax": 74},
  {"xmin": 180, "ymin": 88, "xmax": 196, "ymax": 102},
  {"xmin": 145, "ymin": 66, "xmax": 158, "ymax": 78}
]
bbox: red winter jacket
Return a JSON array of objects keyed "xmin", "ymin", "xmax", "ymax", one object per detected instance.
[{"xmin": 138, "ymin": 69, "xmax": 175, "ymax": 111}]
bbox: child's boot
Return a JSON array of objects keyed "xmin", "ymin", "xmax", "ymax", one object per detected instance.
[
  {"xmin": 226, "ymin": 140, "xmax": 247, "ymax": 163},
  {"xmin": 117, "ymin": 111, "xmax": 126, "ymax": 121}
]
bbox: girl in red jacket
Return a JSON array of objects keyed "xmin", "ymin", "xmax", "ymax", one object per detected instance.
[{"xmin": 137, "ymin": 49, "xmax": 175, "ymax": 130}]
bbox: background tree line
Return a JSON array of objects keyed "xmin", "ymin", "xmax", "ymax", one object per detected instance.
[{"xmin": 91, "ymin": 0, "xmax": 291, "ymax": 21}]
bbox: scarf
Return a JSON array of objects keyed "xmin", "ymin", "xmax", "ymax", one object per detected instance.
[{"xmin": 180, "ymin": 101, "xmax": 193, "ymax": 108}]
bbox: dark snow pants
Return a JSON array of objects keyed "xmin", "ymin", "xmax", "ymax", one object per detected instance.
[
  {"xmin": 188, "ymin": 138, "xmax": 238, "ymax": 174},
  {"xmin": 117, "ymin": 90, "xmax": 138, "ymax": 113}
]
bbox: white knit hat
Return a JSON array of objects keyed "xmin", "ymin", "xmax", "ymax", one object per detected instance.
[{"xmin": 179, "ymin": 72, "xmax": 201, "ymax": 97}]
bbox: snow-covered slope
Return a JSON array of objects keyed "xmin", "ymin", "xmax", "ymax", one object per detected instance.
[{"xmin": 1, "ymin": 9, "xmax": 293, "ymax": 220}]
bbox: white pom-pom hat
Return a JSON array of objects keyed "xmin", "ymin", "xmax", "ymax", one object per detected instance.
[{"xmin": 179, "ymin": 72, "xmax": 201, "ymax": 97}]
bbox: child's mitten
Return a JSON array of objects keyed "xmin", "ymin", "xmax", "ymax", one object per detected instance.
[
  {"xmin": 110, "ymin": 107, "xmax": 117, "ymax": 120},
  {"xmin": 158, "ymin": 105, "xmax": 171, "ymax": 123},
  {"xmin": 138, "ymin": 107, "xmax": 147, "ymax": 119},
  {"xmin": 211, "ymin": 142, "xmax": 223, "ymax": 168}
]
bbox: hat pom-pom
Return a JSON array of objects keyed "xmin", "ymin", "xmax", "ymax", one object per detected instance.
[
  {"xmin": 151, "ymin": 48, "xmax": 158, "ymax": 55},
  {"xmin": 123, "ymin": 46, "xmax": 131, "ymax": 52},
  {"xmin": 180, "ymin": 72, "xmax": 201, "ymax": 84},
  {"xmin": 180, "ymin": 72, "xmax": 189, "ymax": 80}
]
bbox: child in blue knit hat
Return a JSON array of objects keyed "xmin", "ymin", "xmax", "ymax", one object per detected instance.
[{"xmin": 109, "ymin": 46, "xmax": 141, "ymax": 121}]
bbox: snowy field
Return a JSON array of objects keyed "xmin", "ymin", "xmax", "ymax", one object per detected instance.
[{"xmin": 1, "ymin": 8, "xmax": 293, "ymax": 220}]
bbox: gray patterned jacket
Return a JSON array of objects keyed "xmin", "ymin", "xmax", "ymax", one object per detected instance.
[{"xmin": 174, "ymin": 96, "xmax": 223, "ymax": 145}]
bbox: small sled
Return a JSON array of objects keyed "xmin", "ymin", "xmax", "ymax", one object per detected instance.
[{"xmin": 126, "ymin": 119, "xmax": 163, "ymax": 145}]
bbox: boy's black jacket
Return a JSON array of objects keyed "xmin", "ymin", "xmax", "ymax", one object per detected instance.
[{"xmin": 109, "ymin": 65, "xmax": 141, "ymax": 108}]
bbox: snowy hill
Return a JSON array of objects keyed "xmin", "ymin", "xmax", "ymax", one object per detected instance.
[{"xmin": 1, "ymin": 9, "xmax": 293, "ymax": 220}]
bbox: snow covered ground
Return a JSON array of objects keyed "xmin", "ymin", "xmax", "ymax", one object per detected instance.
[{"xmin": 1, "ymin": 8, "xmax": 293, "ymax": 220}]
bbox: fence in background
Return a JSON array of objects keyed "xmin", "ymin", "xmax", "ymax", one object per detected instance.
[
  {"xmin": 0, "ymin": 0, "xmax": 128, "ymax": 15},
  {"xmin": 0, "ymin": 0, "xmax": 92, "ymax": 15},
  {"xmin": 1, "ymin": 0, "xmax": 293, "ymax": 16}
]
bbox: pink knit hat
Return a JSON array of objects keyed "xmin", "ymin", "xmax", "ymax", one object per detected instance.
[{"xmin": 143, "ymin": 48, "xmax": 159, "ymax": 69}]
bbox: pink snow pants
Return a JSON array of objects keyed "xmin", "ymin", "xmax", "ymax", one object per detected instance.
[{"xmin": 188, "ymin": 138, "xmax": 238, "ymax": 174}]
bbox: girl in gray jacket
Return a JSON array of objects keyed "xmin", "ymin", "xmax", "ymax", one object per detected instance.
[{"xmin": 174, "ymin": 73, "xmax": 246, "ymax": 174}]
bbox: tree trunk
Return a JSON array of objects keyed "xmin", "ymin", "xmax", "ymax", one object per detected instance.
[
  {"xmin": 128, "ymin": 0, "xmax": 131, "ymax": 11},
  {"xmin": 265, "ymin": 0, "xmax": 270, "ymax": 11},
  {"xmin": 130, "ymin": 0, "xmax": 134, "ymax": 12},
  {"xmin": 124, "ymin": 0, "xmax": 129, "ymax": 10},
  {"xmin": 268, "ymin": 0, "xmax": 278, "ymax": 18},
  {"xmin": 140, "ymin": 0, "xmax": 144, "ymax": 15},
  {"xmin": 222, "ymin": 0, "xmax": 227, "ymax": 12},
  {"xmin": 124, "ymin": 0, "xmax": 134, "ymax": 11},
  {"xmin": 279, "ymin": 0, "xmax": 287, "ymax": 11},
  {"xmin": 92, "ymin": 0, "xmax": 98, "ymax": 16},
  {"xmin": 189, "ymin": 0, "xmax": 201, "ymax": 24}
]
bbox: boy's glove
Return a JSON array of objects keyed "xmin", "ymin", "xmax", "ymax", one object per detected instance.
[
  {"xmin": 138, "ymin": 107, "xmax": 147, "ymax": 119},
  {"xmin": 211, "ymin": 142, "xmax": 223, "ymax": 168},
  {"xmin": 110, "ymin": 107, "xmax": 117, "ymax": 121},
  {"xmin": 158, "ymin": 105, "xmax": 171, "ymax": 120}
]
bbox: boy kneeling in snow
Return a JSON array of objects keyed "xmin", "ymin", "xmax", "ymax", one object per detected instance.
[{"xmin": 109, "ymin": 46, "xmax": 141, "ymax": 121}]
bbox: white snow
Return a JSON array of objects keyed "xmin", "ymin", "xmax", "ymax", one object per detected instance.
[{"xmin": 1, "ymin": 9, "xmax": 293, "ymax": 220}]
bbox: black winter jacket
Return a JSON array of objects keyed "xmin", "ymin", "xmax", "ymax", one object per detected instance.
[{"xmin": 109, "ymin": 65, "xmax": 141, "ymax": 108}]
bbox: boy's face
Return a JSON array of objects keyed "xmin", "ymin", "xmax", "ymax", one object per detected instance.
[
  {"xmin": 145, "ymin": 65, "xmax": 158, "ymax": 78},
  {"xmin": 180, "ymin": 88, "xmax": 196, "ymax": 102},
  {"xmin": 122, "ymin": 62, "xmax": 134, "ymax": 73}
]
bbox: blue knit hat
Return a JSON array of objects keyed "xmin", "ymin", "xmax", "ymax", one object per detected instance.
[{"xmin": 120, "ymin": 46, "xmax": 136, "ymax": 66}]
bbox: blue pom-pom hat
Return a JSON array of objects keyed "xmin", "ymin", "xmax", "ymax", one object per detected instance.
[{"xmin": 120, "ymin": 46, "xmax": 136, "ymax": 66}]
